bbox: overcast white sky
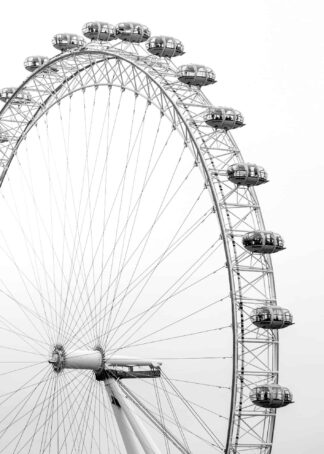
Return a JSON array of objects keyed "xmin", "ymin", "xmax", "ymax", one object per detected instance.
[{"xmin": 0, "ymin": 0, "xmax": 323, "ymax": 452}]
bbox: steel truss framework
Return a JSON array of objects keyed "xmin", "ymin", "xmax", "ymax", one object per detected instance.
[{"xmin": 0, "ymin": 41, "xmax": 279, "ymax": 454}]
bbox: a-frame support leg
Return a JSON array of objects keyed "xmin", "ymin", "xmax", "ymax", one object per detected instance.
[{"xmin": 104, "ymin": 378, "xmax": 161, "ymax": 454}]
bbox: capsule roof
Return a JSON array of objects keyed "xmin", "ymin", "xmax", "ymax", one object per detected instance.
[
  {"xmin": 116, "ymin": 22, "xmax": 151, "ymax": 43},
  {"xmin": 251, "ymin": 305, "xmax": 293, "ymax": 329},
  {"xmin": 242, "ymin": 230, "xmax": 285, "ymax": 254},
  {"xmin": 204, "ymin": 107, "xmax": 244, "ymax": 130},
  {"xmin": 52, "ymin": 33, "xmax": 85, "ymax": 51},
  {"xmin": 146, "ymin": 36, "xmax": 184, "ymax": 58},
  {"xmin": 177, "ymin": 64, "xmax": 216, "ymax": 87},
  {"xmin": 250, "ymin": 384, "xmax": 293, "ymax": 408},
  {"xmin": 82, "ymin": 22, "xmax": 117, "ymax": 41},
  {"xmin": 227, "ymin": 163, "xmax": 268, "ymax": 186},
  {"xmin": 24, "ymin": 56, "xmax": 49, "ymax": 72}
]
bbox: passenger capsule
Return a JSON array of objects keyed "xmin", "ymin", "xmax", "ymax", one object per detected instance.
[
  {"xmin": 52, "ymin": 33, "xmax": 85, "ymax": 51},
  {"xmin": 227, "ymin": 163, "xmax": 268, "ymax": 186},
  {"xmin": 0, "ymin": 87, "xmax": 32, "ymax": 105},
  {"xmin": 24, "ymin": 56, "xmax": 49, "ymax": 72},
  {"xmin": 250, "ymin": 384, "xmax": 293, "ymax": 408},
  {"xmin": 0, "ymin": 128, "xmax": 9, "ymax": 143},
  {"xmin": 146, "ymin": 36, "xmax": 184, "ymax": 58},
  {"xmin": 204, "ymin": 107, "xmax": 244, "ymax": 130},
  {"xmin": 242, "ymin": 231, "xmax": 285, "ymax": 254},
  {"xmin": 82, "ymin": 21, "xmax": 116, "ymax": 41},
  {"xmin": 116, "ymin": 22, "xmax": 151, "ymax": 43},
  {"xmin": 177, "ymin": 64, "xmax": 216, "ymax": 86},
  {"xmin": 251, "ymin": 306, "xmax": 293, "ymax": 329}
]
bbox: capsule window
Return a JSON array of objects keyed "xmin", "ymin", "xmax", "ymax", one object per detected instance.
[
  {"xmin": 254, "ymin": 234, "xmax": 263, "ymax": 245},
  {"xmin": 262, "ymin": 310, "xmax": 271, "ymax": 320},
  {"xmin": 284, "ymin": 390, "xmax": 291, "ymax": 402},
  {"xmin": 274, "ymin": 389, "xmax": 283, "ymax": 399},
  {"xmin": 265, "ymin": 233, "xmax": 274, "ymax": 245},
  {"xmin": 284, "ymin": 310, "xmax": 292, "ymax": 321},
  {"xmin": 253, "ymin": 312, "xmax": 260, "ymax": 321},
  {"xmin": 276, "ymin": 236, "xmax": 283, "ymax": 247}
]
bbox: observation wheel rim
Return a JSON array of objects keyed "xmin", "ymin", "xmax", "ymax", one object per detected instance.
[{"xmin": 0, "ymin": 48, "xmax": 277, "ymax": 454}]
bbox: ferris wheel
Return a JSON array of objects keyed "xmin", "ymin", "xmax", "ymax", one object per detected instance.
[{"xmin": 0, "ymin": 21, "xmax": 294, "ymax": 454}]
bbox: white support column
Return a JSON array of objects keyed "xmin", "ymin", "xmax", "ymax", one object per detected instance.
[
  {"xmin": 104, "ymin": 378, "xmax": 161, "ymax": 454},
  {"xmin": 107, "ymin": 390, "xmax": 142, "ymax": 454}
]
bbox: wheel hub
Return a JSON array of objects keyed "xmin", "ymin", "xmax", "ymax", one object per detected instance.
[{"xmin": 49, "ymin": 344, "xmax": 105, "ymax": 373}]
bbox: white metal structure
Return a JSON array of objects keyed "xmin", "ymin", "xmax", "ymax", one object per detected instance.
[{"xmin": 0, "ymin": 22, "xmax": 292, "ymax": 454}]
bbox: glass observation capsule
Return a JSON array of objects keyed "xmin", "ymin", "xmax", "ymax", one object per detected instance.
[
  {"xmin": 24, "ymin": 56, "xmax": 49, "ymax": 72},
  {"xmin": 0, "ymin": 87, "xmax": 32, "ymax": 105},
  {"xmin": 82, "ymin": 21, "xmax": 116, "ymax": 41},
  {"xmin": 52, "ymin": 34, "xmax": 85, "ymax": 51},
  {"xmin": 177, "ymin": 64, "xmax": 216, "ymax": 86},
  {"xmin": 242, "ymin": 231, "xmax": 285, "ymax": 254},
  {"xmin": 0, "ymin": 128, "xmax": 9, "ymax": 143},
  {"xmin": 250, "ymin": 384, "xmax": 293, "ymax": 408},
  {"xmin": 227, "ymin": 163, "xmax": 268, "ymax": 186},
  {"xmin": 146, "ymin": 36, "xmax": 184, "ymax": 58},
  {"xmin": 116, "ymin": 22, "xmax": 151, "ymax": 43},
  {"xmin": 251, "ymin": 306, "xmax": 293, "ymax": 329},
  {"xmin": 204, "ymin": 107, "xmax": 244, "ymax": 130}
]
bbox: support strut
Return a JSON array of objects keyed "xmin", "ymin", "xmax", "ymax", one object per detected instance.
[{"xmin": 105, "ymin": 378, "xmax": 161, "ymax": 454}]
